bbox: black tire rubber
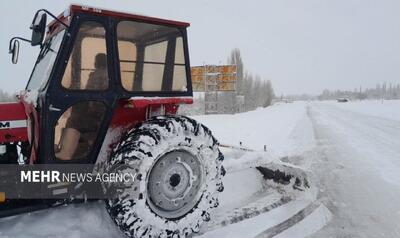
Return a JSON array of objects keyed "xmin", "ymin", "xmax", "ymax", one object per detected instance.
[{"xmin": 106, "ymin": 115, "xmax": 224, "ymax": 238}]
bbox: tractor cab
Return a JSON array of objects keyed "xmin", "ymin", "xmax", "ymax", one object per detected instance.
[{"xmin": 11, "ymin": 5, "xmax": 193, "ymax": 164}]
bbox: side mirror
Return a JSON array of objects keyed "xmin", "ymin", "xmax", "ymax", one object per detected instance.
[
  {"xmin": 30, "ymin": 13, "xmax": 47, "ymax": 46},
  {"xmin": 9, "ymin": 39, "xmax": 20, "ymax": 64},
  {"xmin": 8, "ymin": 37, "xmax": 31, "ymax": 64}
]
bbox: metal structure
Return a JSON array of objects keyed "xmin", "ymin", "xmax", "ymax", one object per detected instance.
[{"xmin": 191, "ymin": 65, "xmax": 237, "ymax": 114}]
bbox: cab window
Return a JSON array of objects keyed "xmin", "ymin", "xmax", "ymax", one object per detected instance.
[
  {"xmin": 54, "ymin": 101, "xmax": 106, "ymax": 160},
  {"xmin": 117, "ymin": 20, "xmax": 188, "ymax": 92},
  {"xmin": 61, "ymin": 21, "xmax": 109, "ymax": 91}
]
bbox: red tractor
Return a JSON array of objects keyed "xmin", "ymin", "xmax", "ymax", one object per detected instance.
[{"xmin": 1, "ymin": 5, "xmax": 224, "ymax": 237}]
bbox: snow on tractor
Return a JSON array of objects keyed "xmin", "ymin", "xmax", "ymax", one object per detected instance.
[{"xmin": 1, "ymin": 5, "xmax": 310, "ymax": 238}]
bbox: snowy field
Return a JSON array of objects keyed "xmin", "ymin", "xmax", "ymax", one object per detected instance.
[{"xmin": 1, "ymin": 99, "xmax": 400, "ymax": 237}]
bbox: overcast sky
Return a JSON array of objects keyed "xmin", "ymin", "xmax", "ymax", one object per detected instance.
[{"xmin": 1, "ymin": 0, "xmax": 400, "ymax": 95}]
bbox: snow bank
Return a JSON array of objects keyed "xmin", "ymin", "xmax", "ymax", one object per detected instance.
[
  {"xmin": 0, "ymin": 201, "xmax": 123, "ymax": 238},
  {"xmin": 192, "ymin": 101, "xmax": 314, "ymax": 157}
]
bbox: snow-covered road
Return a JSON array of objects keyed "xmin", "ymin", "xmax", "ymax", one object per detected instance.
[{"xmin": 308, "ymin": 102, "xmax": 400, "ymax": 237}]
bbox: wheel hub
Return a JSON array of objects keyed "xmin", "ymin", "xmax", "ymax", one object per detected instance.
[
  {"xmin": 147, "ymin": 150, "xmax": 203, "ymax": 219},
  {"xmin": 169, "ymin": 173, "xmax": 181, "ymax": 187}
]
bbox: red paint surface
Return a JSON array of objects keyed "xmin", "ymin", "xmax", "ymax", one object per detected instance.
[
  {"xmin": 0, "ymin": 128, "xmax": 28, "ymax": 143},
  {"xmin": 129, "ymin": 97, "xmax": 193, "ymax": 108},
  {"xmin": 110, "ymin": 100, "xmax": 147, "ymax": 129},
  {"xmin": 0, "ymin": 102, "xmax": 28, "ymax": 143},
  {"xmin": 110, "ymin": 98, "xmax": 192, "ymax": 128},
  {"xmin": 0, "ymin": 102, "xmax": 27, "ymax": 121}
]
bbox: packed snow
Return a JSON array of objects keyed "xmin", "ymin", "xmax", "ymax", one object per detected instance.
[
  {"xmin": 1, "ymin": 99, "xmax": 399, "ymax": 237},
  {"xmin": 308, "ymin": 100, "xmax": 400, "ymax": 237},
  {"xmin": 321, "ymin": 99, "xmax": 400, "ymax": 121}
]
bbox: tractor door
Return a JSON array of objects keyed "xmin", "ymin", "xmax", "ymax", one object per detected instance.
[{"xmin": 41, "ymin": 16, "xmax": 115, "ymax": 163}]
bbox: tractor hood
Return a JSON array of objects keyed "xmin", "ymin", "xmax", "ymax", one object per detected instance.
[{"xmin": 0, "ymin": 102, "xmax": 28, "ymax": 143}]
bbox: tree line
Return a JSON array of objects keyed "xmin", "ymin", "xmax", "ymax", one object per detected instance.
[
  {"xmin": 0, "ymin": 89, "xmax": 16, "ymax": 102},
  {"xmin": 227, "ymin": 48, "xmax": 274, "ymax": 112},
  {"xmin": 318, "ymin": 83, "xmax": 400, "ymax": 101}
]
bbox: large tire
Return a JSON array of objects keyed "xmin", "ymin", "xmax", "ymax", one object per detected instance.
[{"xmin": 106, "ymin": 115, "xmax": 224, "ymax": 238}]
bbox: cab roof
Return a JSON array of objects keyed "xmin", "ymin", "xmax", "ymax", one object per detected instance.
[
  {"xmin": 69, "ymin": 5, "xmax": 190, "ymax": 27},
  {"xmin": 46, "ymin": 5, "xmax": 190, "ymax": 39},
  {"xmin": 47, "ymin": 5, "xmax": 190, "ymax": 39}
]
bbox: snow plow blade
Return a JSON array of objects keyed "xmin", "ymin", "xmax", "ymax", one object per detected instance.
[
  {"xmin": 220, "ymin": 143, "xmax": 310, "ymax": 191},
  {"xmin": 199, "ymin": 144, "xmax": 314, "ymax": 234},
  {"xmin": 256, "ymin": 165, "xmax": 309, "ymax": 191}
]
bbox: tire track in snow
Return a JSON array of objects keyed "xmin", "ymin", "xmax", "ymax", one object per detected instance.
[
  {"xmin": 219, "ymin": 196, "xmax": 292, "ymax": 227},
  {"xmin": 254, "ymin": 200, "xmax": 321, "ymax": 238},
  {"xmin": 197, "ymin": 195, "xmax": 293, "ymax": 236}
]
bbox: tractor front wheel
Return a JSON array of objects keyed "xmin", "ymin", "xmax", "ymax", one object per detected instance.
[{"xmin": 106, "ymin": 116, "xmax": 224, "ymax": 238}]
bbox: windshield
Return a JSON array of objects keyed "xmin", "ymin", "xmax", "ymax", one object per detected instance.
[{"xmin": 26, "ymin": 30, "xmax": 65, "ymax": 90}]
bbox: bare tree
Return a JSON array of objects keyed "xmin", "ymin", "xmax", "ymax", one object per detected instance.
[
  {"xmin": 227, "ymin": 48, "xmax": 244, "ymax": 95},
  {"xmin": 264, "ymin": 80, "xmax": 274, "ymax": 107},
  {"xmin": 228, "ymin": 48, "xmax": 275, "ymax": 112}
]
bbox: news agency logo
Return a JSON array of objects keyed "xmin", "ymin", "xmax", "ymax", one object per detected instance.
[{"xmin": 20, "ymin": 170, "xmax": 137, "ymax": 183}]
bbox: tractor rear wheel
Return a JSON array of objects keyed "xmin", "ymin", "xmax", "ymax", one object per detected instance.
[{"xmin": 106, "ymin": 116, "xmax": 224, "ymax": 238}]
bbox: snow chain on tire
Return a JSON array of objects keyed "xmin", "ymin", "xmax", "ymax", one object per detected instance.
[{"xmin": 105, "ymin": 115, "xmax": 225, "ymax": 238}]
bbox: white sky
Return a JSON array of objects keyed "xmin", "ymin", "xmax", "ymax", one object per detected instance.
[{"xmin": 1, "ymin": 0, "xmax": 400, "ymax": 95}]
